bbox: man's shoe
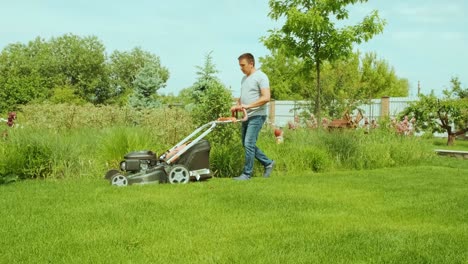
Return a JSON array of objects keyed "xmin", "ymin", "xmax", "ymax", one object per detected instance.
[
  {"xmin": 263, "ymin": 160, "xmax": 275, "ymax": 178},
  {"xmin": 233, "ymin": 174, "xmax": 251, "ymax": 180}
]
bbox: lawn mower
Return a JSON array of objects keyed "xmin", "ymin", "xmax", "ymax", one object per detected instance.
[{"xmin": 104, "ymin": 109, "xmax": 247, "ymax": 186}]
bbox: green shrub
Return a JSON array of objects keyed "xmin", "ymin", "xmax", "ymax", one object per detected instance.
[
  {"xmin": 1, "ymin": 129, "xmax": 53, "ymax": 182},
  {"xmin": 280, "ymin": 128, "xmax": 435, "ymax": 171},
  {"xmin": 319, "ymin": 130, "xmax": 360, "ymax": 168},
  {"xmin": 303, "ymin": 147, "xmax": 332, "ymax": 172},
  {"xmin": 18, "ymin": 103, "xmax": 193, "ymax": 135},
  {"xmin": 257, "ymin": 128, "xmax": 331, "ymax": 175},
  {"xmin": 210, "ymin": 138, "xmax": 243, "ymax": 178}
]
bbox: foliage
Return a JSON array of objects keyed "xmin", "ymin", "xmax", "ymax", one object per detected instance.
[
  {"xmin": 261, "ymin": 50, "xmax": 409, "ymax": 119},
  {"xmin": 128, "ymin": 62, "xmax": 167, "ymax": 109},
  {"xmin": 450, "ymin": 76, "xmax": 468, "ymax": 99},
  {"xmin": 262, "ymin": 0, "xmax": 386, "ymax": 118},
  {"xmin": 0, "ymin": 102, "xmax": 451, "ymax": 184},
  {"xmin": 257, "ymin": 127, "xmax": 435, "ymax": 174},
  {"xmin": 192, "ymin": 83, "xmax": 233, "ymax": 126},
  {"xmin": 190, "ymin": 53, "xmax": 236, "ymax": 135},
  {"xmin": 0, "ymin": 131, "xmax": 53, "ymax": 182},
  {"xmin": 97, "ymin": 126, "xmax": 172, "ymax": 170},
  {"xmin": 0, "ymin": 38, "xmax": 52, "ymax": 112},
  {"xmin": 49, "ymin": 85, "xmax": 88, "ymax": 105},
  {"xmin": 0, "ymin": 104, "xmax": 195, "ymax": 183},
  {"xmin": 49, "ymin": 34, "xmax": 110, "ymax": 103},
  {"xmin": 175, "ymin": 87, "xmax": 197, "ymax": 106},
  {"xmin": 321, "ymin": 52, "xmax": 408, "ymax": 117},
  {"xmin": 259, "ymin": 46, "xmax": 310, "ymax": 100},
  {"xmin": 17, "ymin": 103, "xmax": 194, "ymax": 136},
  {"xmin": 209, "ymin": 139, "xmax": 244, "ymax": 177},
  {"xmin": 0, "ymin": 34, "xmax": 109, "ymax": 109},
  {"xmin": 320, "ymin": 52, "xmax": 362, "ymax": 117},
  {"xmin": 191, "ymin": 51, "xmax": 220, "ymax": 103},
  {"xmin": 108, "ymin": 47, "xmax": 169, "ymax": 105},
  {"xmin": 159, "ymin": 92, "xmax": 191, "ymax": 108},
  {"xmin": 359, "ymin": 52, "xmax": 409, "ymax": 98},
  {"xmin": 0, "ymin": 36, "xmax": 170, "ymax": 110},
  {"xmin": 401, "ymin": 77, "xmax": 468, "ymax": 145}
]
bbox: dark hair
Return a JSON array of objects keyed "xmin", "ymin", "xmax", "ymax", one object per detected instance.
[{"xmin": 238, "ymin": 53, "xmax": 255, "ymax": 66}]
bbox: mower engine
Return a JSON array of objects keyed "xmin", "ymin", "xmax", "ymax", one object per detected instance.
[{"xmin": 119, "ymin": 150, "xmax": 158, "ymax": 172}]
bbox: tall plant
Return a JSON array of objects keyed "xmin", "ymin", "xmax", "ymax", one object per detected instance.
[
  {"xmin": 108, "ymin": 47, "xmax": 169, "ymax": 105},
  {"xmin": 128, "ymin": 63, "xmax": 167, "ymax": 109},
  {"xmin": 262, "ymin": 0, "xmax": 386, "ymax": 120},
  {"xmin": 402, "ymin": 77, "xmax": 468, "ymax": 145},
  {"xmin": 191, "ymin": 52, "xmax": 232, "ymax": 125},
  {"xmin": 190, "ymin": 52, "xmax": 242, "ymax": 177}
]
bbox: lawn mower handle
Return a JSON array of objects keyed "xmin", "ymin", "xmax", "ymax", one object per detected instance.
[{"xmin": 232, "ymin": 108, "xmax": 248, "ymax": 122}]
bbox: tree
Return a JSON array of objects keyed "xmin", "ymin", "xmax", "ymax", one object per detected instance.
[
  {"xmin": 320, "ymin": 51, "xmax": 362, "ymax": 117},
  {"xmin": 188, "ymin": 52, "xmax": 238, "ymax": 151},
  {"xmin": 321, "ymin": 51, "xmax": 409, "ymax": 117},
  {"xmin": 49, "ymin": 34, "xmax": 109, "ymax": 103},
  {"xmin": 259, "ymin": 47, "xmax": 310, "ymax": 100},
  {"xmin": 450, "ymin": 77, "xmax": 468, "ymax": 99},
  {"xmin": 359, "ymin": 52, "xmax": 408, "ymax": 99},
  {"xmin": 128, "ymin": 63, "xmax": 167, "ymax": 109},
  {"xmin": 191, "ymin": 51, "xmax": 221, "ymax": 104},
  {"xmin": 262, "ymin": 0, "xmax": 385, "ymax": 120},
  {"xmin": 108, "ymin": 47, "xmax": 169, "ymax": 105},
  {"xmin": 260, "ymin": 49, "xmax": 409, "ymax": 119},
  {"xmin": 0, "ymin": 39, "xmax": 53, "ymax": 111},
  {"xmin": 402, "ymin": 77, "xmax": 468, "ymax": 145},
  {"xmin": 0, "ymin": 34, "xmax": 171, "ymax": 109},
  {"xmin": 0, "ymin": 34, "xmax": 110, "ymax": 110},
  {"xmin": 190, "ymin": 52, "xmax": 232, "ymax": 124}
]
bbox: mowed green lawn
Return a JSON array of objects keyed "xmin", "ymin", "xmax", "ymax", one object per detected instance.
[{"xmin": 1, "ymin": 160, "xmax": 467, "ymax": 264}]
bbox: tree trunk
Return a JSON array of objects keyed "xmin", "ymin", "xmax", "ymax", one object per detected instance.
[
  {"xmin": 447, "ymin": 133, "xmax": 456, "ymax": 146},
  {"xmin": 314, "ymin": 59, "xmax": 321, "ymax": 121},
  {"xmin": 445, "ymin": 125, "xmax": 453, "ymax": 146},
  {"xmin": 448, "ymin": 127, "xmax": 468, "ymax": 145}
]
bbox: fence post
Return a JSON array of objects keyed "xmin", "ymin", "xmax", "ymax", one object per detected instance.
[
  {"xmin": 269, "ymin": 99, "xmax": 276, "ymax": 125},
  {"xmin": 381, "ymin": 96, "xmax": 390, "ymax": 117}
]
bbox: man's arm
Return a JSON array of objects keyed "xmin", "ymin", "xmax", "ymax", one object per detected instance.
[{"xmin": 241, "ymin": 88, "xmax": 270, "ymax": 110}]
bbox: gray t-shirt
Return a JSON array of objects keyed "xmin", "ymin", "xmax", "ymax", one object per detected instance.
[{"xmin": 240, "ymin": 70, "xmax": 270, "ymax": 116}]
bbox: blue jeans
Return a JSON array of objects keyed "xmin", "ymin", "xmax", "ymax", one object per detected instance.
[{"xmin": 241, "ymin": 115, "xmax": 272, "ymax": 176}]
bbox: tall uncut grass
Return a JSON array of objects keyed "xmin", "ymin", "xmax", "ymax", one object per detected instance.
[
  {"xmin": 1, "ymin": 103, "xmax": 440, "ymax": 183},
  {"xmin": 258, "ymin": 127, "xmax": 436, "ymax": 175},
  {"xmin": 1, "ymin": 104, "xmax": 195, "ymax": 183}
]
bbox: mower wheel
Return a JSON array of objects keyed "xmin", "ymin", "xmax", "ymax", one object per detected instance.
[
  {"xmin": 168, "ymin": 165, "xmax": 190, "ymax": 184},
  {"xmin": 111, "ymin": 174, "xmax": 128, "ymax": 187},
  {"xmin": 105, "ymin": 169, "xmax": 120, "ymax": 180}
]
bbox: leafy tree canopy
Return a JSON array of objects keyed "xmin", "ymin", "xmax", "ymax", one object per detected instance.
[
  {"xmin": 128, "ymin": 62, "xmax": 167, "ymax": 109},
  {"xmin": 402, "ymin": 77, "xmax": 468, "ymax": 145},
  {"xmin": 262, "ymin": 0, "xmax": 386, "ymax": 118},
  {"xmin": 0, "ymin": 35, "xmax": 170, "ymax": 111},
  {"xmin": 108, "ymin": 47, "xmax": 169, "ymax": 105},
  {"xmin": 260, "ymin": 50, "xmax": 409, "ymax": 118}
]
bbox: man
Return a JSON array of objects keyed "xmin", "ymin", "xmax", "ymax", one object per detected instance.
[{"xmin": 231, "ymin": 53, "xmax": 275, "ymax": 180}]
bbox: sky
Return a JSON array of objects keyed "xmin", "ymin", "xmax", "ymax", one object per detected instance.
[{"xmin": 1, "ymin": 0, "xmax": 467, "ymax": 98}]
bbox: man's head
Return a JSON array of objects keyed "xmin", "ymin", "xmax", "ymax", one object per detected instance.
[{"xmin": 238, "ymin": 53, "xmax": 255, "ymax": 76}]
